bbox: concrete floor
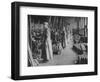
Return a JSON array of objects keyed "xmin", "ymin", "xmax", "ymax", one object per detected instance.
[{"xmin": 39, "ymin": 47, "xmax": 78, "ymax": 66}]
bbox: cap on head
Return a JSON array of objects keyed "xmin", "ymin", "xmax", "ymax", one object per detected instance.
[{"xmin": 44, "ymin": 22, "xmax": 48, "ymax": 25}]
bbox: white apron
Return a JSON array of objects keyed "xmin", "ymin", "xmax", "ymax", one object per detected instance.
[{"xmin": 46, "ymin": 28, "xmax": 53, "ymax": 60}]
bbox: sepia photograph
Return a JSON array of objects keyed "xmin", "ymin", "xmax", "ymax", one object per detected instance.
[{"xmin": 27, "ymin": 15, "xmax": 88, "ymax": 67}]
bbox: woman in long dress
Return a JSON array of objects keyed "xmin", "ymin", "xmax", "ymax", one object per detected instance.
[
  {"xmin": 63, "ymin": 26, "xmax": 68, "ymax": 47},
  {"xmin": 44, "ymin": 22, "xmax": 53, "ymax": 60}
]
